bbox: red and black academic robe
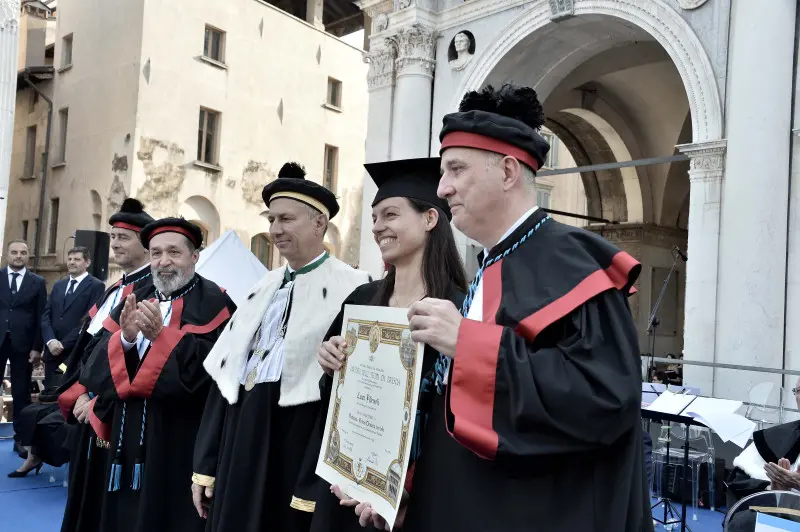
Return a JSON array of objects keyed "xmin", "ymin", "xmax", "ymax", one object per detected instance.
[
  {"xmin": 401, "ymin": 209, "xmax": 653, "ymax": 532},
  {"xmin": 76, "ymin": 275, "xmax": 235, "ymax": 532},
  {"xmin": 60, "ymin": 267, "xmax": 153, "ymax": 532}
]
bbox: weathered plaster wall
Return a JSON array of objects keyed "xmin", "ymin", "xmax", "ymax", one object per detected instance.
[
  {"xmin": 132, "ymin": 0, "xmax": 369, "ymax": 266},
  {"xmin": 45, "ymin": 0, "xmax": 146, "ymax": 262}
]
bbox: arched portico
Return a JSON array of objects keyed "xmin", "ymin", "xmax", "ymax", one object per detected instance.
[{"xmin": 451, "ymin": 0, "xmax": 722, "ymax": 143}]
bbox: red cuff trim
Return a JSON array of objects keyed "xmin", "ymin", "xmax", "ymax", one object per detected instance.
[
  {"xmin": 108, "ymin": 331, "xmax": 132, "ymax": 399},
  {"xmin": 103, "ymin": 315, "xmax": 120, "ymax": 333},
  {"xmin": 516, "ymin": 251, "xmax": 640, "ymax": 342},
  {"xmin": 58, "ymin": 381, "xmax": 87, "ymax": 419},
  {"xmin": 181, "ymin": 306, "xmax": 231, "ymax": 335},
  {"xmin": 449, "ymin": 319, "xmax": 503, "ymax": 460},
  {"xmin": 112, "ymin": 222, "xmax": 142, "ymax": 233},
  {"xmin": 88, "ymin": 304, "xmax": 98, "ymax": 319},
  {"xmin": 87, "ymin": 397, "xmax": 111, "ymax": 442},
  {"xmin": 440, "ymin": 131, "xmax": 540, "ymax": 172}
]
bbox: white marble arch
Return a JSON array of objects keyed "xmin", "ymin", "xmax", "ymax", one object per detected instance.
[
  {"xmin": 449, "ymin": 0, "xmax": 723, "ymax": 144},
  {"xmin": 560, "ymin": 108, "xmax": 644, "ymax": 224}
]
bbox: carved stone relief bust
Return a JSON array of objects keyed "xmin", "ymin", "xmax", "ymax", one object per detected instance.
[{"xmin": 448, "ymin": 31, "xmax": 475, "ymax": 71}]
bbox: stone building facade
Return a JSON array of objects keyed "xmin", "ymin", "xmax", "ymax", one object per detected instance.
[
  {"xmin": 5, "ymin": 0, "xmax": 369, "ymax": 285},
  {"xmin": 355, "ymin": 0, "xmax": 800, "ymax": 403}
]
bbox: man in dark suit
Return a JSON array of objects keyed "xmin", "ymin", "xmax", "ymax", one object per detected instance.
[
  {"xmin": 0, "ymin": 239, "xmax": 47, "ymax": 454},
  {"xmin": 41, "ymin": 246, "xmax": 105, "ymax": 389}
]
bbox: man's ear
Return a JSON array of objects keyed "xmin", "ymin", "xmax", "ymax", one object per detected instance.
[{"xmin": 500, "ymin": 156, "xmax": 524, "ymax": 192}]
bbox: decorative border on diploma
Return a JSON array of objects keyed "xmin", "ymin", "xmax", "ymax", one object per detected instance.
[{"xmin": 322, "ymin": 318, "xmax": 417, "ymax": 506}]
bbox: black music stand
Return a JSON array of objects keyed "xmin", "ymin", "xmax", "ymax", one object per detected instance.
[
  {"xmin": 642, "ymin": 401, "xmax": 704, "ymax": 532},
  {"xmin": 645, "ymin": 248, "xmax": 682, "ymax": 380}
]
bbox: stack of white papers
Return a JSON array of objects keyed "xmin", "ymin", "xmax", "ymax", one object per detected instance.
[{"xmin": 644, "ymin": 390, "xmax": 756, "ymax": 448}]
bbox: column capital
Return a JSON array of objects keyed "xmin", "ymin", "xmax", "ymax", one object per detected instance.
[
  {"xmin": 363, "ymin": 45, "xmax": 397, "ymax": 92},
  {"xmin": 677, "ymin": 139, "xmax": 727, "ymax": 178},
  {"xmin": 0, "ymin": 0, "xmax": 20, "ymax": 32},
  {"xmin": 387, "ymin": 23, "xmax": 437, "ymax": 78}
]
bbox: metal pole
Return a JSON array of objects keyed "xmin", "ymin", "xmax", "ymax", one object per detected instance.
[
  {"xmin": 536, "ymin": 153, "xmax": 689, "ymax": 178},
  {"xmin": 23, "ymin": 73, "xmax": 52, "ymax": 272}
]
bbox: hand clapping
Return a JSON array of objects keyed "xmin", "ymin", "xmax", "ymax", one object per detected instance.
[
  {"xmin": 765, "ymin": 458, "xmax": 800, "ymax": 491},
  {"xmin": 120, "ymin": 295, "xmax": 164, "ymax": 343},
  {"xmin": 136, "ymin": 299, "xmax": 164, "ymax": 342}
]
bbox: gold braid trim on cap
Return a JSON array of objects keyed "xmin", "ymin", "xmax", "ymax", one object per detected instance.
[
  {"xmin": 192, "ymin": 473, "xmax": 216, "ymax": 488},
  {"xmin": 290, "ymin": 495, "xmax": 316, "ymax": 513},
  {"xmin": 270, "ymin": 192, "xmax": 329, "ymax": 218}
]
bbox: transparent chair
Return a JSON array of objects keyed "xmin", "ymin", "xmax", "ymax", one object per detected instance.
[
  {"xmin": 724, "ymin": 490, "xmax": 800, "ymax": 530},
  {"xmin": 652, "ymin": 422, "xmax": 716, "ymax": 524},
  {"xmin": 745, "ymin": 382, "xmax": 785, "ymax": 430}
]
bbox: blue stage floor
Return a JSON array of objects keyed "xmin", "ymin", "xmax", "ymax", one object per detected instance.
[
  {"xmin": 0, "ymin": 439, "xmax": 68, "ymax": 532},
  {"xmin": 0, "ymin": 438, "xmax": 725, "ymax": 531}
]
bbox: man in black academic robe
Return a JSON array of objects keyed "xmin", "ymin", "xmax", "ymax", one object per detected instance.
[
  {"xmin": 79, "ymin": 218, "xmax": 235, "ymax": 532},
  {"xmin": 399, "ymin": 84, "xmax": 652, "ymax": 531},
  {"xmin": 192, "ymin": 162, "xmax": 370, "ymax": 532},
  {"xmin": 59, "ymin": 199, "xmax": 155, "ymax": 532}
]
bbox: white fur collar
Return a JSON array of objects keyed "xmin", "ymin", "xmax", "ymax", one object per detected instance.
[{"xmin": 204, "ymin": 258, "xmax": 369, "ymax": 405}]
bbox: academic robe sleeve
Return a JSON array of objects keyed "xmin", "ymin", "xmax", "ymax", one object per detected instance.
[
  {"xmin": 192, "ymin": 384, "xmax": 227, "ymax": 488},
  {"xmin": 447, "ymin": 288, "xmax": 641, "ymax": 461}
]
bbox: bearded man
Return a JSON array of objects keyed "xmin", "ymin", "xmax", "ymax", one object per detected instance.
[{"xmin": 79, "ymin": 217, "xmax": 236, "ymax": 532}]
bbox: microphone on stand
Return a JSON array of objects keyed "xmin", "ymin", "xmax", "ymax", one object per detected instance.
[{"xmin": 672, "ymin": 246, "xmax": 688, "ymax": 262}]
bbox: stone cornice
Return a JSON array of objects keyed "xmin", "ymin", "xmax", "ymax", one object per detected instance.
[
  {"xmin": 677, "ymin": 139, "xmax": 726, "ymax": 175},
  {"xmin": 588, "ymin": 223, "xmax": 688, "ymax": 248}
]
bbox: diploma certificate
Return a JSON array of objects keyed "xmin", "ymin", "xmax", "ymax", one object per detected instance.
[{"xmin": 316, "ymin": 304, "xmax": 424, "ymax": 527}]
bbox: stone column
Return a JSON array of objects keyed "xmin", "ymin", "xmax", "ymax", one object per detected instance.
[
  {"xmin": 305, "ymin": 0, "xmax": 324, "ymax": 29},
  {"xmin": 0, "ymin": 1, "xmax": 20, "ymax": 253},
  {"xmin": 714, "ymin": 0, "xmax": 796, "ymax": 401},
  {"xmin": 358, "ymin": 43, "xmax": 397, "ymax": 279},
  {"xmin": 781, "ymin": 30, "xmax": 800, "ymax": 396},
  {"xmin": 676, "ymin": 140, "xmax": 726, "ymax": 396},
  {"xmin": 388, "ymin": 24, "xmax": 436, "ymax": 159}
]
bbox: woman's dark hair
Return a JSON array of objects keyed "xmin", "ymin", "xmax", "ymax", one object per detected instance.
[{"xmin": 372, "ymin": 198, "xmax": 467, "ymax": 306}]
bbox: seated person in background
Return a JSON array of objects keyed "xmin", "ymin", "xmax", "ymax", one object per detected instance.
[
  {"xmin": 651, "ymin": 370, "xmax": 668, "ymax": 384},
  {"xmin": 727, "ymin": 377, "xmax": 800, "ymax": 507}
]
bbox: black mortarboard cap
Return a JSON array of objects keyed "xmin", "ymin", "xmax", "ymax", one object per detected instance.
[
  {"xmin": 365, "ymin": 157, "xmax": 451, "ymax": 221},
  {"xmin": 439, "ymin": 84, "xmax": 550, "ymax": 173},
  {"xmin": 108, "ymin": 198, "xmax": 155, "ymax": 232},
  {"xmin": 261, "ymin": 161, "xmax": 340, "ymax": 219},
  {"xmin": 140, "ymin": 217, "xmax": 204, "ymax": 250}
]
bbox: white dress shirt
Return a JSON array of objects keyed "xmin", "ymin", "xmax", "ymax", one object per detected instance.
[
  {"xmin": 64, "ymin": 271, "xmax": 89, "ymax": 295},
  {"xmin": 8, "ymin": 267, "xmax": 26, "ymax": 289},
  {"xmin": 444, "ymin": 206, "xmax": 539, "ymax": 385}
]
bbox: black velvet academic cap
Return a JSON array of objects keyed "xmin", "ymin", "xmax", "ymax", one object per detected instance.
[
  {"xmin": 140, "ymin": 217, "xmax": 204, "ymax": 250},
  {"xmin": 261, "ymin": 161, "xmax": 340, "ymax": 219},
  {"xmin": 439, "ymin": 84, "xmax": 550, "ymax": 173},
  {"xmin": 108, "ymin": 198, "xmax": 155, "ymax": 233},
  {"xmin": 364, "ymin": 157, "xmax": 452, "ymax": 221}
]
